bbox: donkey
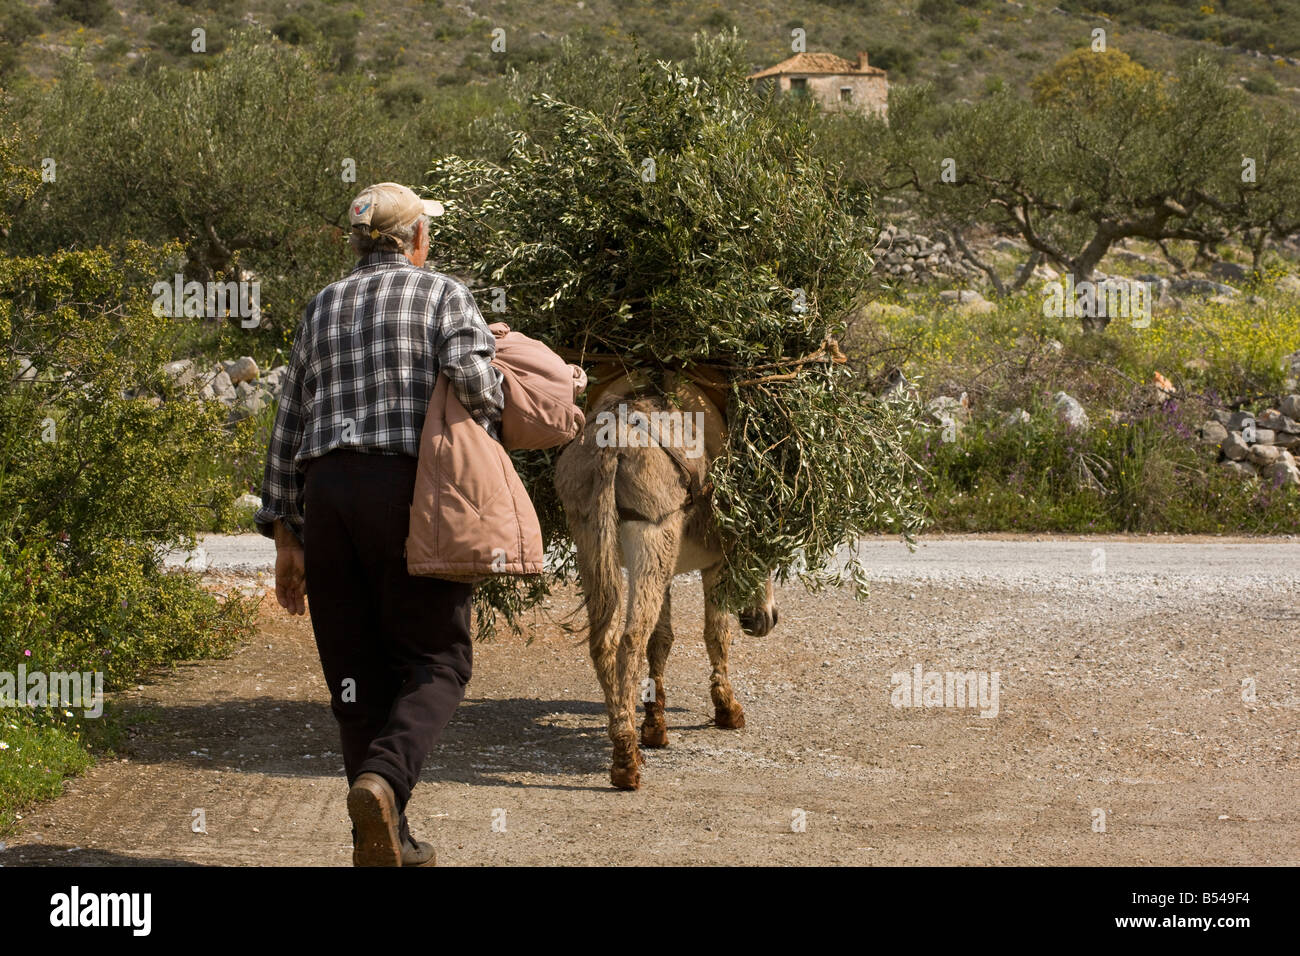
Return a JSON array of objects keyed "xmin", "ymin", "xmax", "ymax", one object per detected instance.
[{"xmin": 554, "ymin": 380, "xmax": 779, "ymax": 790}]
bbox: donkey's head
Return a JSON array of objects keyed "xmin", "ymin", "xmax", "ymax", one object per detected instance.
[{"xmin": 737, "ymin": 574, "xmax": 779, "ymax": 637}]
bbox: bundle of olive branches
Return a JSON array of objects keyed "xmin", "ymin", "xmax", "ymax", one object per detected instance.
[{"xmin": 427, "ymin": 33, "xmax": 926, "ymax": 632}]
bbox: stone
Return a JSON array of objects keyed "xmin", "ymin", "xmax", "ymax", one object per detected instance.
[
  {"xmin": 235, "ymin": 493, "xmax": 262, "ymax": 511},
  {"xmin": 1003, "ymin": 408, "xmax": 1031, "ymax": 428},
  {"xmin": 1221, "ymin": 431, "xmax": 1249, "ymax": 461},
  {"xmin": 960, "ymin": 297, "xmax": 997, "ymax": 316},
  {"xmin": 1209, "ymin": 408, "xmax": 1232, "ymax": 427},
  {"xmin": 1257, "ymin": 410, "xmax": 1299, "ymax": 434},
  {"xmin": 1052, "ymin": 392, "xmax": 1089, "ymax": 429},
  {"xmin": 1209, "ymin": 261, "xmax": 1248, "ymax": 283},
  {"xmin": 223, "ymin": 356, "xmax": 260, "ymax": 386},
  {"xmin": 211, "ymin": 370, "xmax": 236, "ymax": 403},
  {"xmin": 162, "ymin": 359, "xmax": 196, "ymax": 387},
  {"xmin": 1286, "ymin": 353, "xmax": 1300, "ymax": 391},
  {"xmin": 1227, "ymin": 411, "xmax": 1256, "ymax": 432},
  {"xmin": 1248, "ymin": 443, "xmax": 1281, "ymax": 466},
  {"xmin": 1200, "ymin": 421, "xmax": 1229, "ymax": 444},
  {"xmin": 229, "ymin": 390, "xmax": 265, "ymax": 420},
  {"xmin": 1279, "ymin": 395, "xmax": 1300, "ymax": 420},
  {"xmin": 1253, "ymin": 428, "xmax": 1276, "ymax": 446},
  {"xmin": 1276, "ymin": 274, "xmax": 1300, "ymax": 294},
  {"xmin": 1262, "ymin": 454, "xmax": 1300, "ymax": 487},
  {"xmin": 14, "ymin": 356, "xmax": 37, "ymax": 382},
  {"xmin": 1169, "ymin": 277, "xmax": 1238, "ymax": 297}
]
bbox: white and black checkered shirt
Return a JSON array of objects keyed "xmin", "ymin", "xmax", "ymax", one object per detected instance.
[{"xmin": 255, "ymin": 251, "xmax": 504, "ymax": 544}]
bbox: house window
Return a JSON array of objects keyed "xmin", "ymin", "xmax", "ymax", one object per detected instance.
[
  {"xmin": 840, "ymin": 86, "xmax": 853, "ymax": 102},
  {"xmin": 789, "ymin": 77, "xmax": 808, "ymax": 96}
]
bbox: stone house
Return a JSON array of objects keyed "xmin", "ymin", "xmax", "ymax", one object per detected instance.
[{"xmin": 747, "ymin": 51, "xmax": 889, "ymax": 118}]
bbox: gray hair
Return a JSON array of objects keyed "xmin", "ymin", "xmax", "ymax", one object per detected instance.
[{"xmin": 349, "ymin": 214, "xmax": 428, "ymax": 257}]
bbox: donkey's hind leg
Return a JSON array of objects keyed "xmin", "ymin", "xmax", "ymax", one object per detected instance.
[
  {"xmin": 641, "ymin": 589, "xmax": 674, "ymax": 749},
  {"xmin": 610, "ymin": 516, "xmax": 681, "ymax": 790},
  {"xmin": 702, "ymin": 563, "xmax": 746, "ymax": 730}
]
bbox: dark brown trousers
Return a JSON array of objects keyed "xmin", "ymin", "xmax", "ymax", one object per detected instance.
[{"xmin": 302, "ymin": 450, "xmax": 473, "ymax": 836}]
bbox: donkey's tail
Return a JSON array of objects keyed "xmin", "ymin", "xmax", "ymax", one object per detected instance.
[{"xmin": 555, "ymin": 438, "xmax": 623, "ymax": 643}]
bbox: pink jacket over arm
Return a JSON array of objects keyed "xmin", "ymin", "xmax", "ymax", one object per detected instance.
[{"xmin": 405, "ymin": 323, "xmax": 586, "ymax": 582}]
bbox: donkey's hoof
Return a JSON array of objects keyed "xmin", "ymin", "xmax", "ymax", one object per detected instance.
[
  {"xmin": 640, "ymin": 721, "xmax": 669, "ymax": 748},
  {"xmin": 714, "ymin": 704, "xmax": 745, "ymax": 729},
  {"xmin": 611, "ymin": 736, "xmax": 643, "ymax": 789},
  {"xmin": 610, "ymin": 762, "xmax": 641, "ymax": 790}
]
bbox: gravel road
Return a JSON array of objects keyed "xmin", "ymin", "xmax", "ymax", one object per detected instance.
[
  {"xmin": 168, "ymin": 531, "xmax": 1300, "ymax": 593},
  {"xmin": 7, "ymin": 533, "xmax": 1297, "ymax": 866}
]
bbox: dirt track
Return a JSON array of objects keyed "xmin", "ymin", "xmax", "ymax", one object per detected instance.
[{"xmin": 3, "ymin": 535, "xmax": 1298, "ymax": 866}]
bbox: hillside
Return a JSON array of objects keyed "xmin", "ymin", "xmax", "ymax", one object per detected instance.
[{"xmin": 3, "ymin": 0, "xmax": 1299, "ymax": 109}]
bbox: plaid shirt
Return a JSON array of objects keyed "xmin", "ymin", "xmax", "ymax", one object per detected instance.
[{"xmin": 255, "ymin": 251, "xmax": 503, "ymax": 544}]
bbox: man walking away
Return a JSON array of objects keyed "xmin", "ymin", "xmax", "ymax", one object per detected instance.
[{"xmin": 255, "ymin": 183, "xmax": 503, "ymax": 866}]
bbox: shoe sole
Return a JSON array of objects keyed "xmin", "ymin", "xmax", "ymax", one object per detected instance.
[{"xmin": 348, "ymin": 776, "xmax": 402, "ymax": 867}]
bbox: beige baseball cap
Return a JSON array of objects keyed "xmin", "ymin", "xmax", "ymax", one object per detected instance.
[{"xmin": 348, "ymin": 182, "xmax": 444, "ymax": 239}]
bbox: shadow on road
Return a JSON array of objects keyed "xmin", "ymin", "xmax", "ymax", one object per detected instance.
[
  {"xmin": 0, "ymin": 845, "xmax": 205, "ymax": 867},
  {"xmin": 103, "ymin": 693, "xmax": 694, "ymax": 791}
]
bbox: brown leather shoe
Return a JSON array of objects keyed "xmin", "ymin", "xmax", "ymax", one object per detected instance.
[
  {"xmin": 347, "ymin": 773, "xmax": 401, "ymax": 867},
  {"xmin": 401, "ymin": 837, "xmax": 436, "ymax": 867}
]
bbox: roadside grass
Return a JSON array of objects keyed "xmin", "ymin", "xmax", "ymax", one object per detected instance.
[
  {"xmin": 0, "ymin": 713, "xmax": 91, "ymax": 835},
  {"xmin": 0, "ymin": 562, "xmax": 258, "ymax": 836},
  {"xmin": 852, "ymin": 281, "xmax": 1300, "ymax": 534},
  {"xmin": 0, "ymin": 702, "xmax": 142, "ymax": 836}
]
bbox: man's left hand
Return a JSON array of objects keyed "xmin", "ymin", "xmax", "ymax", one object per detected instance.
[{"xmin": 273, "ymin": 520, "xmax": 308, "ymax": 615}]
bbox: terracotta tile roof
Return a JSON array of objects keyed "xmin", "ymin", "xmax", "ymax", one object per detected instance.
[{"xmin": 748, "ymin": 52, "xmax": 888, "ymax": 80}]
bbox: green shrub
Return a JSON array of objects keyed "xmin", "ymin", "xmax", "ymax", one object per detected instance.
[
  {"xmin": 0, "ymin": 231, "xmax": 259, "ymax": 825},
  {"xmin": 0, "ymin": 239, "xmax": 259, "ymax": 678},
  {"xmin": 429, "ymin": 31, "xmax": 925, "ymax": 616},
  {"xmin": 51, "ymin": 0, "xmax": 116, "ymax": 28},
  {"xmin": 272, "ymin": 14, "xmax": 320, "ymax": 46},
  {"xmin": 919, "ymin": 401, "xmax": 1300, "ymax": 534},
  {"xmin": 870, "ymin": 44, "xmax": 918, "ymax": 75},
  {"xmin": 1243, "ymin": 72, "xmax": 1279, "ymax": 95},
  {"xmin": 918, "ymin": 0, "xmax": 958, "ymax": 24},
  {"xmin": 10, "ymin": 33, "xmax": 388, "ymax": 346}
]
